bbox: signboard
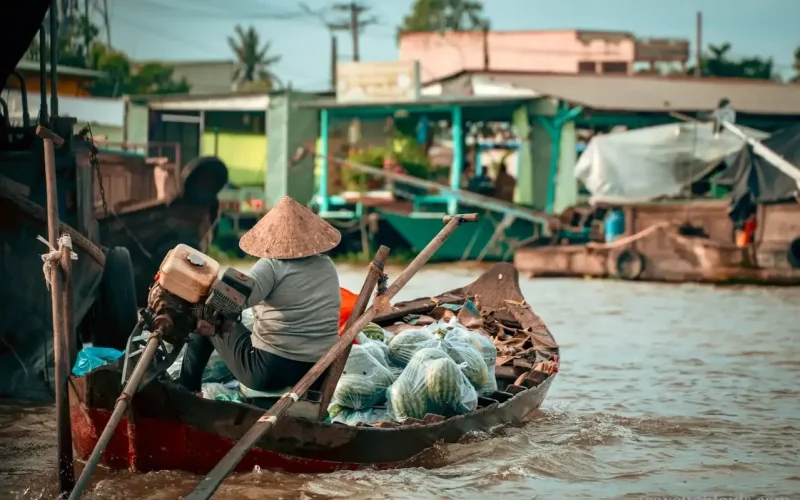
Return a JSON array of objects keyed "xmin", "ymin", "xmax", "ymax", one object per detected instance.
[
  {"xmin": 336, "ymin": 61, "xmax": 421, "ymax": 104},
  {"xmin": 634, "ymin": 38, "xmax": 690, "ymax": 63}
]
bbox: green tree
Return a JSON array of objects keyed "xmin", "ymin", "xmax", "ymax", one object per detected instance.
[
  {"xmin": 227, "ymin": 25, "xmax": 282, "ymax": 90},
  {"xmin": 792, "ymin": 46, "xmax": 800, "ymax": 83},
  {"xmin": 397, "ymin": 0, "xmax": 490, "ymax": 40},
  {"xmin": 88, "ymin": 44, "xmax": 190, "ymax": 97},
  {"xmin": 688, "ymin": 42, "xmax": 774, "ymax": 80},
  {"xmin": 24, "ymin": 17, "xmax": 191, "ymax": 97}
]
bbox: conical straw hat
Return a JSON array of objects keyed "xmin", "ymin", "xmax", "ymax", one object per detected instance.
[{"xmin": 239, "ymin": 196, "xmax": 342, "ymax": 259}]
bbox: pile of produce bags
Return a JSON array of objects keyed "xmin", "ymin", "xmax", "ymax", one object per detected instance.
[{"xmin": 329, "ymin": 317, "xmax": 498, "ymax": 425}]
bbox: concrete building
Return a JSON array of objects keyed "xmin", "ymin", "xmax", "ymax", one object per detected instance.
[
  {"xmin": 134, "ymin": 60, "xmax": 236, "ymax": 95},
  {"xmin": 399, "ymin": 30, "xmax": 690, "ymax": 82}
]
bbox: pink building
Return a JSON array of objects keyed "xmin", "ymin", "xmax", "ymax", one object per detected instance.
[{"xmin": 399, "ymin": 30, "xmax": 689, "ymax": 83}]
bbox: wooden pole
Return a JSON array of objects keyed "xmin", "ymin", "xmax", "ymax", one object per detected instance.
[
  {"xmin": 36, "ymin": 125, "xmax": 75, "ymax": 498},
  {"xmin": 317, "ymin": 245, "xmax": 389, "ymax": 420},
  {"xmin": 694, "ymin": 12, "xmax": 702, "ymax": 78},
  {"xmin": 185, "ymin": 213, "xmax": 479, "ymax": 500}
]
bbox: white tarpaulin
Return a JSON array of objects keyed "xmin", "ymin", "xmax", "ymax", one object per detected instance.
[{"xmin": 575, "ymin": 122, "xmax": 768, "ymax": 204}]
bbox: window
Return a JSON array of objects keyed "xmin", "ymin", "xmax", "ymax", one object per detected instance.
[
  {"xmin": 578, "ymin": 61, "xmax": 596, "ymax": 73},
  {"xmin": 600, "ymin": 62, "xmax": 629, "ymax": 74}
]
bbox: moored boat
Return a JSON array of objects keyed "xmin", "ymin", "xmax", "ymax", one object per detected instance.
[{"xmin": 68, "ymin": 263, "xmax": 559, "ymax": 474}]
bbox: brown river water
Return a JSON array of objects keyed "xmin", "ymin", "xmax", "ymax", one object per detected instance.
[{"xmin": 1, "ymin": 264, "xmax": 799, "ymax": 499}]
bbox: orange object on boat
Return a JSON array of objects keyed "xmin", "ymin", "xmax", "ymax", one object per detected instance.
[
  {"xmin": 338, "ymin": 287, "xmax": 359, "ymax": 344},
  {"xmin": 736, "ymin": 217, "xmax": 757, "ymax": 247}
]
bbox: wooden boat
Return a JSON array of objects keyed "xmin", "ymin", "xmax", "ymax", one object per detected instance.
[
  {"xmin": 0, "ymin": 173, "xmax": 107, "ymax": 400},
  {"xmin": 91, "ymin": 153, "xmax": 229, "ymax": 306},
  {"xmin": 68, "ymin": 263, "xmax": 560, "ymax": 474},
  {"xmin": 514, "ymin": 200, "xmax": 800, "ymax": 285}
]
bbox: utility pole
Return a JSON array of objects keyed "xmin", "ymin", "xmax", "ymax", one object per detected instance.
[
  {"xmin": 84, "ymin": 0, "xmax": 91, "ymax": 61},
  {"xmin": 330, "ymin": 34, "xmax": 338, "ymax": 90},
  {"xmin": 101, "ymin": 0, "xmax": 111, "ymax": 46},
  {"xmin": 328, "ymin": 2, "xmax": 377, "ymax": 62},
  {"xmin": 694, "ymin": 11, "xmax": 702, "ymax": 78}
]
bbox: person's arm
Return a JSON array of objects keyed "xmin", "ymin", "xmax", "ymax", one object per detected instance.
[{"xmin": 243, "ymin": 258, "xmax": 277, "ymax": 308}]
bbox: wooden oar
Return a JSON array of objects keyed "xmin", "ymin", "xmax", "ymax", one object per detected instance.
[
  {"xmin": 185, "ymin": 212, "xmax": 479, "ymax": 500},
  {"xmin": 317, "ymin": 245, "xmax": 390, "ymax": 420}
]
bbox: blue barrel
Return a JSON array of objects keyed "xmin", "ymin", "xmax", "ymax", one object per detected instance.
[{"xmin": 605, "ymin": 209, "xmax": 625, "ymax": 243}]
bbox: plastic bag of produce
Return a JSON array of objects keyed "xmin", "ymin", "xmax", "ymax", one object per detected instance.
[
  {"xmin": 201, "ymin": 382, "xmax": 245, "ymax": 403},
  {"xmin": 328, "ymin": 405, "xmax": 391, "ymax": 426},
  {"xmin": 443, "ymin": 340, "xmax": 491, "ymax": 394},
  {"xmin": 386, "ymin": 329, "xmax": 442, "ymax": 367},
  {"xmin": 331, "ymin": 345, "xmax": 396, "ymax": 410},
  {"xmin": 360, "ymin": 322, "xmax": 393, "ymax": 343},
  {"xmin": 356, "ymin": 333, "xmax": 391, "ymax": 367},
  {"xmin": 386, "ymin": 347, "xmax": 478, "ymax": 422},
  {"xmin": 443, "ymin": 327, "xmax": 498, "ymax": 395}
]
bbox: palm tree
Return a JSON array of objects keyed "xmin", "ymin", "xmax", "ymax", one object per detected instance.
[
  {"xmin": 228, "ymin": 25, "xmax": 282, "ymax": 90},
  {"xmin": 442, "ymin": 0, "xmax": 489, "ymax": 31}
]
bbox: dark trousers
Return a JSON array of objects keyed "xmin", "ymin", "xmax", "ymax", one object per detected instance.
[{"xmin": 178, "ymin": 322, "xmax": 320, "ymax": 393}]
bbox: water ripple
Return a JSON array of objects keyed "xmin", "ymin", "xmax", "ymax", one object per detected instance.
[{"xmin": 2, "ymin": 269, "xmax": 800, "ymax": 499}]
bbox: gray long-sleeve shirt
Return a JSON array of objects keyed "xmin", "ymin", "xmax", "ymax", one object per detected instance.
[{"xmin": 244, "ymin": 255, "xmax": 341, "ymax": 363}]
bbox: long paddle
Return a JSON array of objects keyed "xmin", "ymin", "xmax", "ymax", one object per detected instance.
[
  {"xmin": 68, "ymin": 323, "xmax": 162, "ymax": 500},
  {"xmin": 185, "ymin": 212, "xmax": 479, "ymax": 500}
]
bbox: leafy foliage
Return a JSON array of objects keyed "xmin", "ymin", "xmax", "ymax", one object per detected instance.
[
  {"xmin": 24, "ymin": 14, "xmax": 190, "ymax": 97},
  {"xmin": 398, "ymin": 0, "xmax": 489, "ymax": 40},
  {"xmin": 687, "ymin": 43, "xmax": 775, "ymax": 80}
]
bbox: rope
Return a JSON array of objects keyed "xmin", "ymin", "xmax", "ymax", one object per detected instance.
[
  {"xmin": 37, "ymin": 234, "xmax": 78, "ymax": 290},
  {"xmin": 282, "ymin": 392, "xmax": 300, "ymax": 402}
]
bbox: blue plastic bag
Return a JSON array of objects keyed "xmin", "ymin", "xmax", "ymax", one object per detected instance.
[{"xmin": 72, "ymin": 346, "xmax": 124, "ymax": 376}]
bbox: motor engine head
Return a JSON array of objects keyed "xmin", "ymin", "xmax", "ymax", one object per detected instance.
[
  {"xmin": 194, "ymin": 268, "xmax": 256, "ymax": 326},
  {"xmin": 150, "ymin": 244, "xmax": 255, "ymax": 339}
]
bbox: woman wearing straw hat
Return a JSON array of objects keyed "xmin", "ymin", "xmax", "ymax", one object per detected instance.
[{"xmin": 178, "ymin": 196, "xmax": 343, "ymax": 394}]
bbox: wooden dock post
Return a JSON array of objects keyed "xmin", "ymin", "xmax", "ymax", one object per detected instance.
[{"xmin": 36, "ymin": 125, "xmax": 76, "ymax": 497}]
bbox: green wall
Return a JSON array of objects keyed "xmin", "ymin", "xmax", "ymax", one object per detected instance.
[
  {"xmin": 201, "ymin": 131, "xmax": 267, "ymax": 186},
  {"xmin": 553, "ymin": 120, "xmax": 578, "ymax": 214}
]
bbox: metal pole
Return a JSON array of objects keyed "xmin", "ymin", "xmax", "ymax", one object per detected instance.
[
  {"xmin": 37, "ymin": 125, "xmax": 74, "ymax": 497},
  {"xmin": 49, "ymin": 0, "xmax": 60, "ymax": 119}
]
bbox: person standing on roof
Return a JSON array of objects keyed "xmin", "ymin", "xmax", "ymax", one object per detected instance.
[
  {"xmin": 178, "ymin": 195, "xmax": 342, "ymax": 393},
  {"xmin": 712, "ymin": 98, "xmax": 735, "ymax": 138}
]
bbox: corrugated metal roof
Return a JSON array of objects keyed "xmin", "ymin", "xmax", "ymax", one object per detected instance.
[
  {"xmin": 15, "ymin": 59, "xmax": 106, "ymax": 78},
  {"xmin": 148, "ymin": 93, "xmax": 270, "ymax": 111},
  {"xmin": 454, "ymin": 72, "xmax": 800, "ymax": 115},
  {"xmin": 4, "ymin": 89, "xmax": 124, "ymax": 126}
]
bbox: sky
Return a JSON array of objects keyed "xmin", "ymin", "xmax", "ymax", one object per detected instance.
[{"xmin": 107, "ymin": 0, "xmax": 800, "ymax": 89}]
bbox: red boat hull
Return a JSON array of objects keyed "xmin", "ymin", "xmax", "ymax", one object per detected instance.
[{"xmin": 71, "ymin": 407, "xmax": 396, "ymax": 474}]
